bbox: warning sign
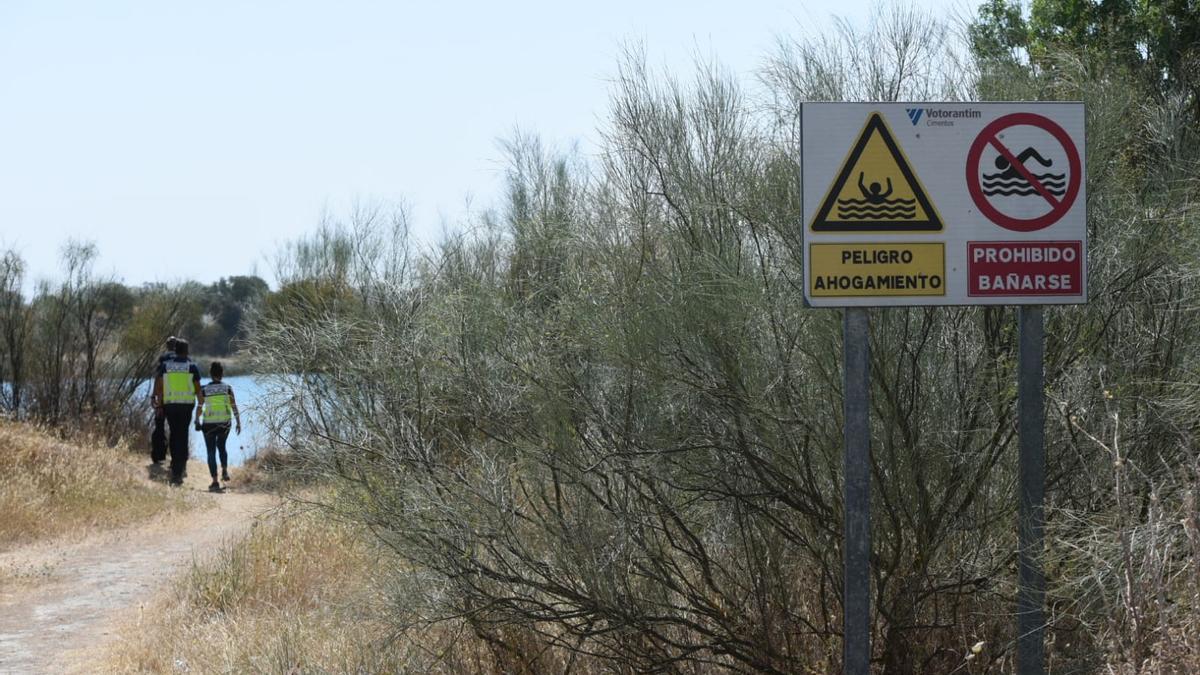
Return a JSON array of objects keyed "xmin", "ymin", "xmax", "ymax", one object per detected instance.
[
  {"xmin": 810, "ymin": 243, "xmax": 945, "ymax": 297},
  {"xmin": 801, "ymin": 102, "xmax": 1086, "ymax": 307},
  {"xmin": 810, "ymin": 113, "xmax": 942, "ymax": 232}
]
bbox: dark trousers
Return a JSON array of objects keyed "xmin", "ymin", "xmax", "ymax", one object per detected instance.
[
  {"xmin": 202, "ymin": 423, "xmax": 230, "ymax": 478},
  {"xmin": 164, "ymin": 404, "xmax": 194, "ymax": 482},
  {"xmin": 151, "ymin": 410, "xmax": 167, "ymax": 462}
]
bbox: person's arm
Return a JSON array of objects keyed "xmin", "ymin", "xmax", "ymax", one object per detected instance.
[
  {"xmin": 192, "ymin": 370, "xmax": 205, "ymax": 423},
  {"xmin": 230, "ymin": 389, "xmax": 242, "ymax": 434},
  {"xmin": 151, "ymin": 358, "xmax": 159, "ymax": 408},
  {"xmin": 152, "ymin": 375, "xmax": 164, "ymax": 410}
]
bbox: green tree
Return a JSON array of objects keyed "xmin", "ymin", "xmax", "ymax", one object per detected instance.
[
  {"xmin": 971, "ymin": 0, "xmax": 1200, "ymax": 122},
  {"xmin": 968, "ymin": 0, "xmax": 1029, "ymax": 63}
]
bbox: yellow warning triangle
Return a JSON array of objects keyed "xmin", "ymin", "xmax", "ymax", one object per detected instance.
[{"xmin": 811, "ymin": 112, "xmax": 942, "ymax": 232}]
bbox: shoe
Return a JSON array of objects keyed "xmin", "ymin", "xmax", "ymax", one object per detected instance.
[
  {"xmin": 208, "ymin": 481, "xmax": 224, "ymax": 493},
  {"xmin": 169, "ymin": 478, "xmax": 183, "ymax": 487},
  {"xmin": 222, "ymin": 470, "xmax": 231, "ymax": 482}
]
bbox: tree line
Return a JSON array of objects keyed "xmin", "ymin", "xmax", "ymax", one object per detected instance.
[{"xmin": 0, "ymin": 241, "xmax": 268, "ymax": 438}]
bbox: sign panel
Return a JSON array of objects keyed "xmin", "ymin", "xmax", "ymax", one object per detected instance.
[
  {"xmin": 967, "ymin": 241, "xmax": 1083, "ymax": 297},
  {"xmin": 802, "ymin": 103, "xmax": 1086, "ymax": 306}
]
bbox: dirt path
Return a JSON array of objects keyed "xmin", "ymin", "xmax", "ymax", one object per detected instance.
[{"xmin": 0, "ymin": 461, "xmax": 276, "ymax": 675}]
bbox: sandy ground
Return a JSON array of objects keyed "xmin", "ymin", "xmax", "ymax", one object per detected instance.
[{"xmin": 0, "ymin": 460, "xmax": 276, "ymax": 675}]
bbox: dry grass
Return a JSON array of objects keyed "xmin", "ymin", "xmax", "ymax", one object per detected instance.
[
  {"xmin": 96, "ymin": 505, "xmax": 574, "ymax": 674},
  {"xmin": 99, "ymin": 509, "xmax": 404, "ymax": 673},
  {"xmin": 229, "ymin": 445, "xmax": 308, "ymax": 493},
  {"xmin": 0, "ymin": 420, "xmax": 194, "ymax": 551},
  {"xmin": 89, "ymin": 492, "xmax": 1200, "ymax": 674}
]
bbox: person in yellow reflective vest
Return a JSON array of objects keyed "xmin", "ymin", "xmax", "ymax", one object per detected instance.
[
  {"xmin": 150, "ymin": 336, "xmax": 177, "ymax": 464},
  {"xmin": 152, "ymin": 338, "xmax": 204, "ymax": 486},
  {"xmin": 197, "ymin": 361, "xmax": 241, "ymax": 492}
]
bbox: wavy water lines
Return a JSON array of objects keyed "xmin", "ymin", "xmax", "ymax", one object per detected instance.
[
  {"xmin": 838, "ymin": 206, "xmax": 917, "ymax": 218},
  {"xmin": 836, "ymin": 196, "xmax": 918, "ymax": 220},
  {"xmin": 837, "ymin": 197, "xmax": 916, "ymax": 206},
  {"xmin": 981, "ymin": 171, "xmax": 1067, "ymax": 197}
]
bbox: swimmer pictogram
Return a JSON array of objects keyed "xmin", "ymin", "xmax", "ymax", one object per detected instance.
[
  {"xmin": 980, "ymin": 147, "xmax": 1067, "ymax": 197},
  {"xmin": 811, "ymin": 112, "xmax": 942, "ymax": 232}
]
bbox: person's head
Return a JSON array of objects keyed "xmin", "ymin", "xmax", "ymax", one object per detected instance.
[
  {"xmin": 174, "ymin": 338, "xmax": 190, "ymax": 357},
  {"xmin": 210, "ymin": 361, "xmax": 224, "ymax": 381},
  {"xmin": 166, "ymin": 336, "xmax": 177, "ymax": 352}
]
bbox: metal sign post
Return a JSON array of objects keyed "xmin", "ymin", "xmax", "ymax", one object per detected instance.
[
  {"xmin": 1017, "ymin": 306, "xmax": 1046, "ymax": 672},
  {"xmin": 843, "ymin": 307, "xmax": 871, "ymax": 675}
]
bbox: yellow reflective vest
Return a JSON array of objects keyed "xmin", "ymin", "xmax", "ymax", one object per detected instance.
[
  {"xmin": 202, "ymin": 381, "xmax": 234, "ymax": 424},
  {"xmin": 161, "ymin": 358, "xmax": 198, "ymax": 405}
]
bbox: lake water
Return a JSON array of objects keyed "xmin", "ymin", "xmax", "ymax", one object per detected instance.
[
  {"xmin": 189, "ymin": 375, "xmax": 271, "ymax": 467},
  {"xmin": 140, "ymin": 374, "xmax": 275, "ymax": 467},
  {"xmin": 5, "ymin": 376, "xmax": 276, "ymax": 467}
]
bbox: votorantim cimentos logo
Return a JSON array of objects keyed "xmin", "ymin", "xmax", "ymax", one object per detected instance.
[{"xmin": 905, "ymin": 107, "xmax": 983, "ymax": 127}]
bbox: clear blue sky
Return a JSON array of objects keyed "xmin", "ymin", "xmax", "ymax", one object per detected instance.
[{"xmin": 0, "ymin": 0, "xmax": 962, "ymax": 288}]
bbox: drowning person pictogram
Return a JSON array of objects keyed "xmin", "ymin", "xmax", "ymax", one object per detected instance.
[
  {"xmin": 981, "ymin": 147, "xmax": 1066, "ymax": 197},
  {"xmin": 810, "ymin": 112, "xmax": 942, "ymax": 232},
  {"xmin": 835, "ymin": 173, "xmax": 918, "ymax": 220}
]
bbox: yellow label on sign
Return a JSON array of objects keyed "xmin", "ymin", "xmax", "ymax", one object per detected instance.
[
  {"xmin": 811, "ymin": 113, "xmax": 942, "ymax": 232},
  {"xmin": 810, "ymin": 243, "xmax": 945, "ymax": 296}
]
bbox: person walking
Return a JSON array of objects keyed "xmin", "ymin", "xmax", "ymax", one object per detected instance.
[
  {"xmin": 150, "ymin": 336, "xmax": 178, "ymax": 464},
  {"xmin": 153, "ymin": 338, "xmax": 204, "ymax": 486},
  {"xmin": 198, "ymin": 361, "xmax": 240, "ymax": 492}
]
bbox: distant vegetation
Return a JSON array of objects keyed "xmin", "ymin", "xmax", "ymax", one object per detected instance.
[
  {"xmin": 0, "ymin": 241, "xmax": 268, "ymax": 440},
  {"xmin": 175, "ymin": 274, "xmax": 270, "ymax": 358}
]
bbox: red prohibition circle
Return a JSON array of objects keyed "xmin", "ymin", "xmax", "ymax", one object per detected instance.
[{"xmin": 966, "ymin": 112, "xmax": 1081, "ymax": 232}]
